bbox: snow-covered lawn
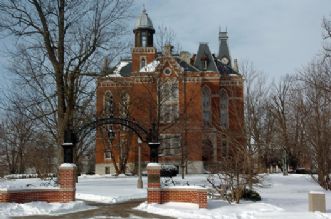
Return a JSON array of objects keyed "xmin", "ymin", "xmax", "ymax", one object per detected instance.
[
  {"xmin": 136, "ymin": 174, "xmax": 331, "ymax": 219},
  {"xmin": 0, "ymin": 173, "xmax": 330, "ymax": 218},
  {"xmin": 76, "ymin": 174, "xmax": 147, "ymax": 203}
]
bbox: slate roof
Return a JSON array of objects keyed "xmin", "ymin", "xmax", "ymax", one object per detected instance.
[
  {"xmin": 194, "ymin": 43, "xmax": 218, "ymax": 72},
  {"xmin": 174, "ymin": 57, "xmax": 199, "ymax": 72},
  {"xmin": 215, "ymin": 59, "xmax": 238, "ymax": 75}
]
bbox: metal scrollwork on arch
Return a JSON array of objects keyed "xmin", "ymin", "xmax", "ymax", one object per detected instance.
[{"xmin": 77, "ymin": 116, "xmax": 150, "ymax": 143}]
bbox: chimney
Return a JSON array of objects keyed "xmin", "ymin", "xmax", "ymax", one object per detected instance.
[
  {"xmin": 163, "ymin": 44, "xmax": 173, "ymax": 56},
  {"xmin": 180, "ymin": 51, "xmax": 191, "ymax": 64},
  {"xmin": 233, "ymin": 59, "xmax": 239, "ymax": 72}
]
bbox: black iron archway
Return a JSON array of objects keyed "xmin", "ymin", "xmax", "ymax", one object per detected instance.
[{"xmin": 62, "ymin": 116, "xmax": 160, "ymax": 164}]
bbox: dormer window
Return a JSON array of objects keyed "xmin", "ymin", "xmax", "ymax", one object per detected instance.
[
  {"xmin": 203, "ymin": 60, "xmax": 208, "ymax": 70},
  {"xmin": 201, "ymin": 54, "xmax": 209, "ymax": 70}
]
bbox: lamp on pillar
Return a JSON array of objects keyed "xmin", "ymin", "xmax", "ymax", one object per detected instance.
[{"xmin": 62, "ymin": 129, "xmax": 75, "ymax": 164}]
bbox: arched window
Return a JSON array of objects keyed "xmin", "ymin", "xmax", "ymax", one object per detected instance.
[
  {"xmin": 140, "ymin": 57, "xmax": 146, "ymax": 69},
  {"xmin": 202, "ymin": 86, "xmax": 211, "ymax": 126},
  {"xmin": 160, "ymin": 79, "xmax": 179, "ymax": 123},
  {"xmin": 220, "ymin": 89, "xmax": 229, "ymax": 128},
  {"xmin": 120, "ymin": 92, "xmax": 130, "ymax": 118},
  {"xmin": 221, "ymin": 134, "xmax": 228, "ymax": 157},
  {"xmin": 104, "ymin": 91, "xmax": 114, "ymax": 116},
  {"xmin": 142, "ymin": 32, "xmax": 147, "ymax": 47}
]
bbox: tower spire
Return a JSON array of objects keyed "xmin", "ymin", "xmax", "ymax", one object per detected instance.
[{"xmin": 218, "ymin": 29, "xmax": 231, "ymax": 66}]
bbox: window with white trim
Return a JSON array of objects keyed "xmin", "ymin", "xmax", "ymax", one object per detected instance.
[
  {"xmin": 104, "ymin": 149, "xmax": 111, "ymax": 160},
  {"xmin": 159, "ymin": 134, "xmax": 181, "ymax": 156}
]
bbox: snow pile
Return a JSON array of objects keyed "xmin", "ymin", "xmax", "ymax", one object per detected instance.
[
  {"xmin": 136, "ymin": 201, "xmax": 286, "ymax": 219},
  {"xmin": 0, "ymin": 178, "xmax": 58, "ymax": 191},
  {"xmin": 0, "ymin": 201, "xmax": 95, "ymax": 217},
  {"xmin": 147, "ymin": 163, "xmax": 160, "ymax": 167},
  {"xmin": 139, "ymin": 60, "xmax": 159, "ymax": 72},
  {"xmin": 107, "ymin": 61, "xmax": 129, "ymax": 77}
]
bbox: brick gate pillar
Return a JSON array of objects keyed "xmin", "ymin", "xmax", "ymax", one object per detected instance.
[
  {"xmin": 147, "ymin": 163, "xmax": 161, "ymax": 204},
  {"xmin": 58, "ymin": 163, "xmax": 77, "ymax": 202}
]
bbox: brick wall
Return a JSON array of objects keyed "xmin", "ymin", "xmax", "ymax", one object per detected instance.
[
  {"xmin": 0, "ymin": 164, "xmax": 76, "ymax": 203},
  {"xmin": 147, "ymin": 163, "xmax": 208, "ymax": 208}
]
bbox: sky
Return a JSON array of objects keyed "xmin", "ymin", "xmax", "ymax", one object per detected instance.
[
  {"xmin": 134, "ymin": 0, "xmax": 331, "ymax": 79},
  {"xmin": 0, "ymin": 0, "xmax": 330, "ymax": 85}
]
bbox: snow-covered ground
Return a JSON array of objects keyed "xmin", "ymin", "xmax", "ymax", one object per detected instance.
[
  {"xmin": 136, "ymin": 174, "xmax": 331, "ymax": 219},
  {"xmin": 0, "ymin": 173, "xmax": 330, "ymax": 218}
]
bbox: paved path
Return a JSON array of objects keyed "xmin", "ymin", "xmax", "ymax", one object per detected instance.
[{"xmin": 14, "ymin": 199, "xmax": 175, "ymax": 219}]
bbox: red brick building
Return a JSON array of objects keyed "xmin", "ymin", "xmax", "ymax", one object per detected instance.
[{"xmin": 95, "ymin": 9, "xmax": 244, "ymax": 174}]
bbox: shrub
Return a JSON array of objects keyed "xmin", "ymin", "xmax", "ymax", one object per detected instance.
[
  {"xmin": 241, "ymin": 188, "xmax": 261, "ymax": 201},
  {"xmin": 160, "ymin": 164, "xmax": 178, "ymax": 177}
]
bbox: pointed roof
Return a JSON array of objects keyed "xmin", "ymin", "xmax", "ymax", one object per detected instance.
[
  {"xmin": 218, "ymin": 31, "xmax": 231, "ymax": 65},
  {"xmin": 194, "ymin": 43, "xmax": 218, "ymax": 72},
  {"xmin": 134, "ymin": 8, "xmax": 154, "ymax": 31}
]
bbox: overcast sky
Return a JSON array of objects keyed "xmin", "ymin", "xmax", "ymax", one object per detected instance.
[
  {"xmin": 134, "ymin": 0, "xmax": 331, "ymax": 79},
  {"xmin": 0, "ymin": 0, "xmax": 330, "ymax": 84}
]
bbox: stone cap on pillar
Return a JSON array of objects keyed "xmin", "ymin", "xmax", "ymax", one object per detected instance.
[
  {"xmin": 147, "ymin": 163, "xmax": 161, "ymax": 169},
  {"xmin": 59, "ymin": 163, "xmax": 77, "ymax": 169}
]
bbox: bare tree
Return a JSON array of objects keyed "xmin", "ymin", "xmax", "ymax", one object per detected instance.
[
  {"xmin": 155, "ymin": 25, "xmax": 182, "ymax": 54},
  {"xmin": 0, "ymin": 0, "xmax": 134, "ymax": 165},
  {"xmin": 269, "ymin": 75, "xmax": 294, "ymax": 175},
  {"xmin": 240, "ymin": 61, "xmax": 271, "ymax": 187},
  {"xmin": 322, "ymin": 16, "xmax": 331, "ymax": 59},
  {"xmin": 297, "ymin": 58, "xmax": 331, "ymax": 189}
]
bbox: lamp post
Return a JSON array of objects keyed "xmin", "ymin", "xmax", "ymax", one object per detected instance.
[
  {"xmin": 62, "ymin": 129, "xmax": 75, "ymax": 163},
  {"xmin": 137, "ymin": 137, "xmax": 143, "ymax": 188}
]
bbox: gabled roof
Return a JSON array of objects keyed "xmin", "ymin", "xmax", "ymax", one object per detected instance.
[{"xmin": 194, "ymin": 43, "xmax": 218, "ymax": 72}]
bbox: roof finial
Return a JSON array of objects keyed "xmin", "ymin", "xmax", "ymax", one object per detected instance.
[{"xmin": 143, "ymin": 4, "xmax": 146, "ymax": 13}]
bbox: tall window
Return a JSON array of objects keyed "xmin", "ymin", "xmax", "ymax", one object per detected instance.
[
  {"xmin": 160, "ymin": 134, "xmax": 181, "ymax": 156},
  {"xmin": 220, "ymin": 89, "xmax": 229, "ymax": 128},
  {"xmin": 104, "ymin": 91, "xmax": 114, "ymax": 116},
  {"xmin": 160, "ymin": 79, "xmax": 179, "ymax": 123},
  {"xmin": 140, "ymin": 57, "xmax": 146, "ymax": 69},
  {"xmin": 202, "ymin": 86, "xmax": 211, "ymax": 126},
  {"xmin": 120, "ymin": 93, "xmax": 129, "ymax": 118},
  {"xmin": 221, "ymin": 134, "xmax": 228, "ymax": 157},
  {"xmin": 142, "ymin": 32, "xmax": 147, "ymax": 47}
]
